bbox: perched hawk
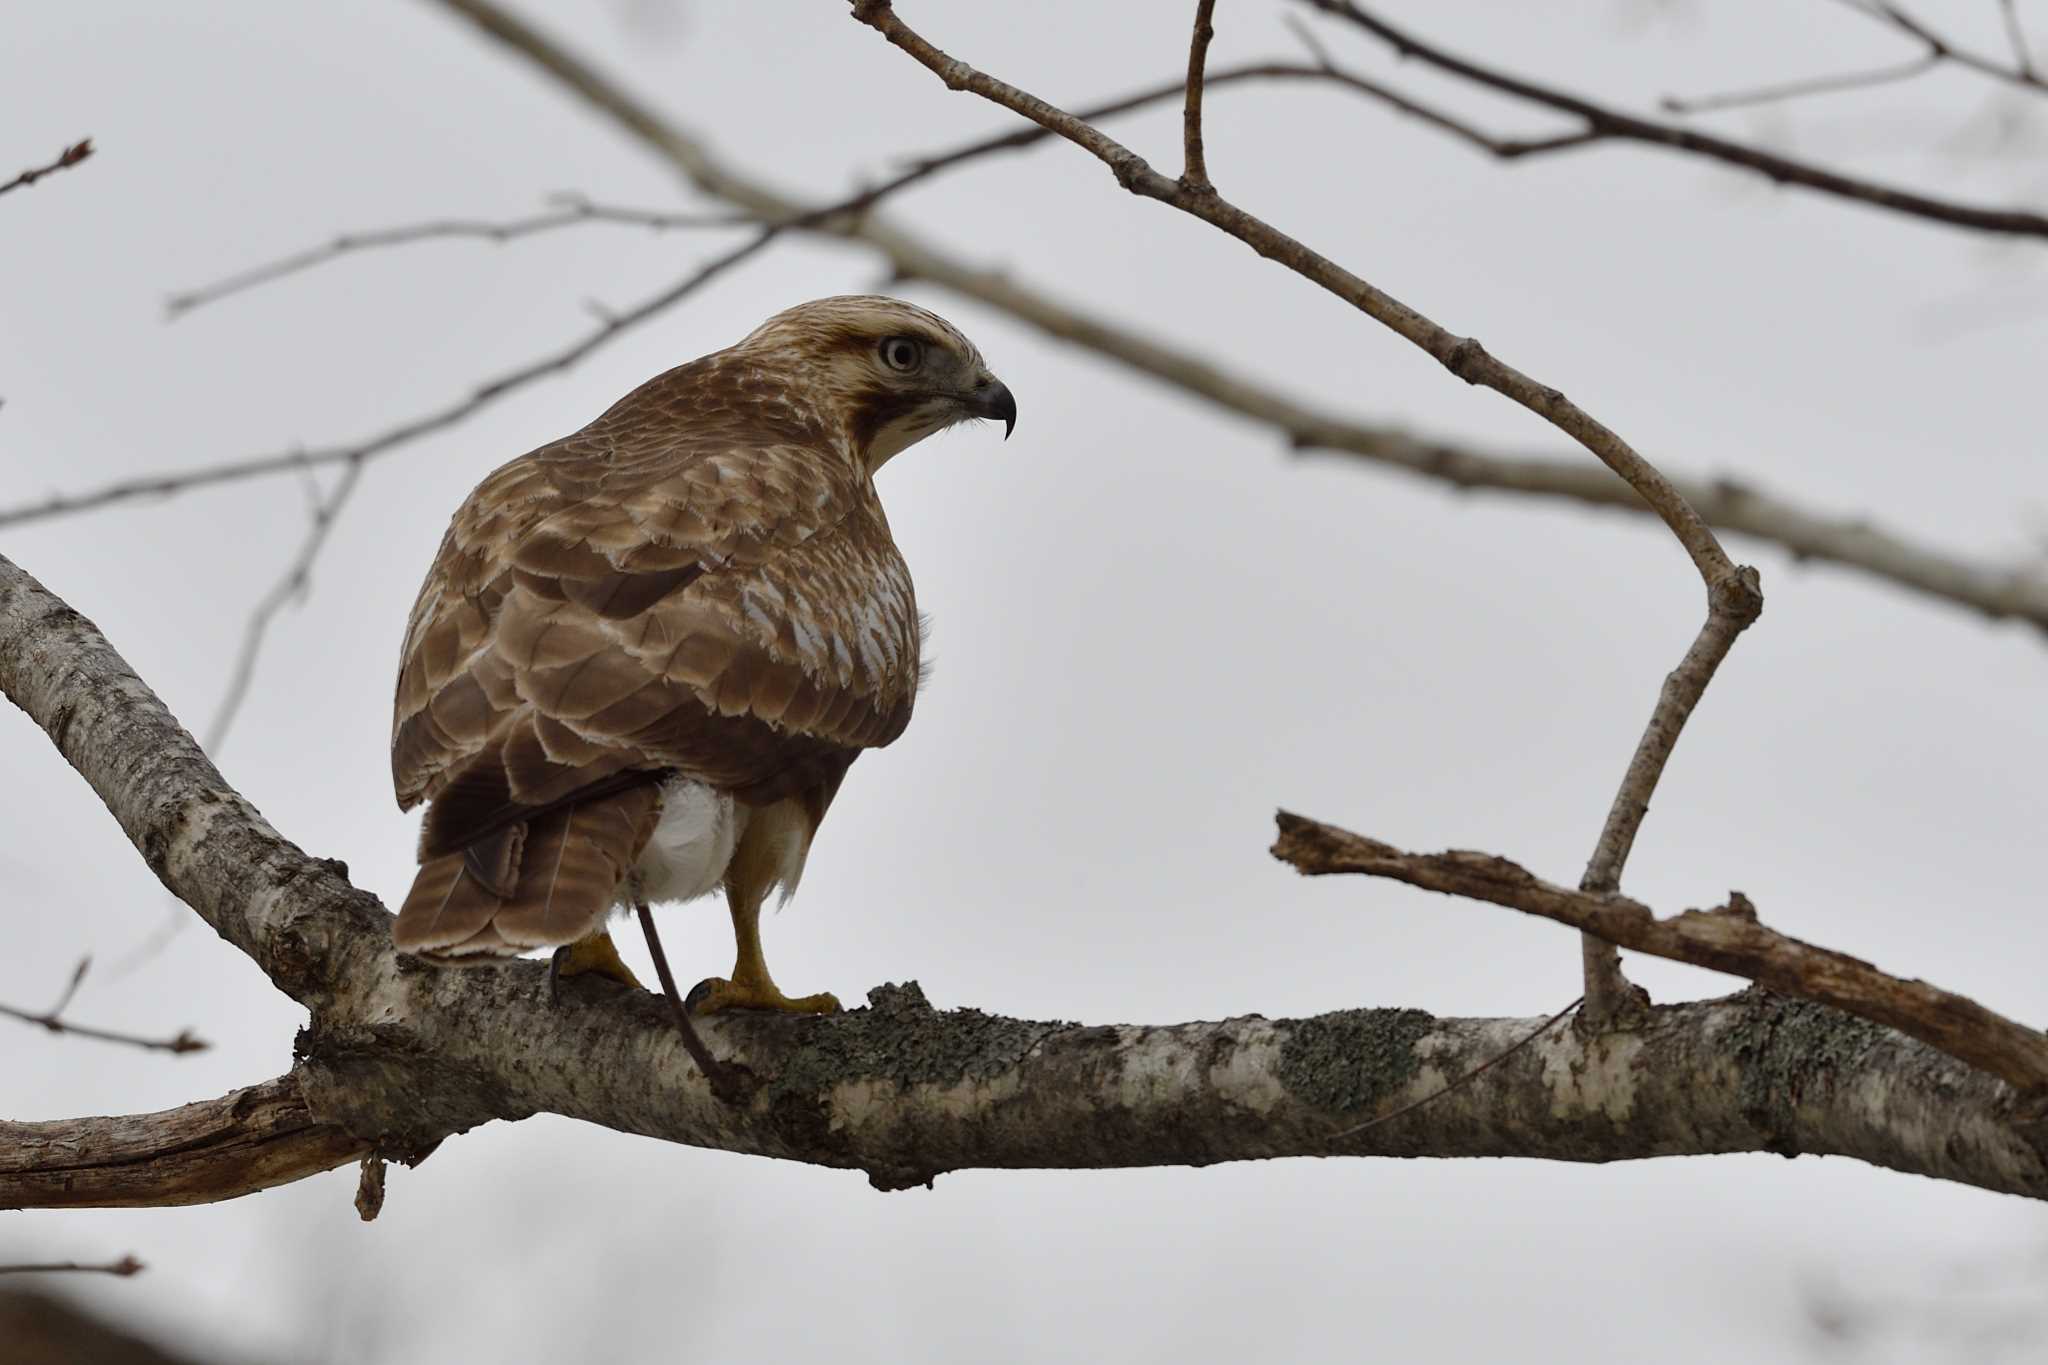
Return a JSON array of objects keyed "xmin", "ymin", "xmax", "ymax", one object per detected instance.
[{"xmin": 390, "ymin": 296, "xmax": 1014, "ymax": 1014}]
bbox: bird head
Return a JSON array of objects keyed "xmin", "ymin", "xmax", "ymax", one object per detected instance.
[{"xmin": 735, "ymin": 295, "xmax": 1016, "ymax": 472}]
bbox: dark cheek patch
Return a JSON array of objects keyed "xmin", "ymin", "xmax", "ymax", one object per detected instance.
[{"xmin": 850, "ymin": 389, "xmax": 932, "ymax": 453}]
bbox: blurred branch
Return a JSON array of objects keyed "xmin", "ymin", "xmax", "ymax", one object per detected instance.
[
  {"xmin": 202, "ymin": 460, "xmax": 365, "ymax": 755},
  {"xmin": 1272, "ymin": 812, "xmax": 2048, "ymax": 1098},
  {"xmin": 4, "ymin": 552, "xmax": 2047, "ymax": 1201},
  {"xmin": 2001, "ymin": 0, "xmax": 2040, "ymax": 80},
  {"xmin": 0, "ymin": 228, "xmax": 777, "ymax": 531},
  {"xmin": 1659, "ymin": 53, "xmax": 1941, "ymax": 115},
  {"xmin": 0, "ymin": 958, "xmax": 207, "ymax": 1056},
  {"xmin": 1830, "ymin": 0, "xmax": 2048, "ymax": 96},
  {"xmin": 1300, "ymin": 1, "xmax": 2048, "ymax": 238},
  {"xmin": 418, "ymin": 0, "xmax": 2048, "ymax": 641},
  {"xmin": 0, "ymin": 139, "xmax": 93, "ymax": 198},
  {"xmin": 0, "ymin": 1258, "xmax": 143, "ymax": 1278},
  {"xmin": 165, "ymin": 195, "xmax": 752, "ymax": 319}
]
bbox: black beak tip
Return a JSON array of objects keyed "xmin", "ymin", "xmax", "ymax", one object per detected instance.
[{"xmin": 979, "ymin": 379, "xmax": 1017, "ymax": 440}]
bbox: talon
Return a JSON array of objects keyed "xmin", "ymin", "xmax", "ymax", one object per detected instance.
[
  {"xmin": 548, "ymin": 931, "xmax": 643, "ymax": 996},
  {"xmin": 690, "ymin": 976, "xmax": 841, "ymax": 1017}
]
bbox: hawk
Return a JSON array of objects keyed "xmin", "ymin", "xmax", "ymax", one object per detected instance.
[{"xmin": 390, "ymin": 296, "xmax": 1015, "ymax": 1016}]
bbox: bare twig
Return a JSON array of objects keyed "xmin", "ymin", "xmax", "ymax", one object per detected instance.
[
  {"xmin": 203, "ymin": 461, "xmax": 365, "ymax": 754},
  {"xmin": 1301, "ymin": 1, "xmax": 2048, "ymax": 239},
  {"xmin": 0, "ymin": 228, "xmax": 777, "ymax": 531},
  {"xmin": 1272, "ymin": 812, "xmax": 2048, "ymax": 1099},
  {"xmin": 1328, "ymin": 996, "xmax": 1582, "ymax": 1141},
  {"xmin": 1181, "ymin": 0, "xmax": 1219, "ymax": 193},
  {"xmin": 852, "ymin": 0, "xmax": 1763, "ymax": 1021},
  {"xmin": 0, "ymin": 1256, "xmax": 144, "ymax": 1277},
  {"xmin": 0, "ymin": 139, "xmax": 93, "ymax": 198},
  {"xmin": 0, "ymin": 958, "xmax": 207, "ymax": 1055},
  {"xmin": 165, "ymin": 196, "xmax": 750, "ymax": 319},
  {"xmin": 1659, "ymin": 53, "xmax": 1941, "ymax": 115},
  {"xmin": 2000, "ymin": 0, "xmax": 2039, "ymax": 79}
]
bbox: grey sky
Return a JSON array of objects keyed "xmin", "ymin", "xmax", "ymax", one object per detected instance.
[{"xmin": 4, "ymin": 2, "xmax": 2044, "ymax": 1361}]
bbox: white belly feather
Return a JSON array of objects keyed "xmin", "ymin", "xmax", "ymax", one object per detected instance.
[
  {"xmin": 632, "ymin": 776, "xmax": 747, "ymax": 906},
  {"xmin": 627, "ymin": 775, "xmax": 813, "ymax": 909}
]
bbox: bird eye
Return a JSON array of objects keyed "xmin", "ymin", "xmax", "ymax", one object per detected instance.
[{"xmin": 879, "ymin": 336, "xmax": 925, "ymax": 373}]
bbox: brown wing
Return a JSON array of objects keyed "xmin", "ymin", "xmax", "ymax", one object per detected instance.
[{"xmin": 389, "ymin": 358, "xmax": 922, "ymax": 956}]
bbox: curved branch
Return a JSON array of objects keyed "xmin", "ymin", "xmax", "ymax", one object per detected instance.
[{"xmin": 1272, "ymin": 812, "xmax": 2048, "ymax": 1099}]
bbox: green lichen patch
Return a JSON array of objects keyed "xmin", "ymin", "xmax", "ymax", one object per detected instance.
[
  {"xmin": 1278, "ymin": 1007, "xmax": 1437, "ymax": 1114},
  {"xmin": 763, "ymin": 980, "xmax": 1047, "ymax": 1106},
  {"xmin": 1727, "ymin": 989, "xmax": 1893, "ymax": 1151}
]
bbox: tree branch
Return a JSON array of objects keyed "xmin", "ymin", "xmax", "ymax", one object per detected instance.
[
  {"xmin": 0, "ymin": 1077, "xmax": 364, "ymax": 1210},
  {"xmin": 164, "ymin": 195, "xmax": 749, "ymax": 319},
  {"xmin": 0, "ymin": 228, "xmax": 777, "ymax": 531},
  {"xmin": 0, "ymin": 957, "xmax": 207, "ymax": 1056},
  {"xmin": 1272, "ymin": 811, "xmax": 2048, "ymax": 1101},
  {"xmin": 1659, "ymin": 53, "xmax": 1942, "ymax": 116},
  {"xmin": 0, "ymin": 1257, "xmax": 143, "ymax": 1278},
  {"xmin": 0, "ymin": 140, "xmax": 93, "ymax": 199},
  {"xmin": 1303, "ymin": 1, "xmax": 2048, "ymax": 239},
  {"xmin": 4, "ymin": 554, "xmax": 2046, "ymax": 1201},
  {"xmin": 1181, "ymin": 0, "xmax": 1219, "ymax": 193}
]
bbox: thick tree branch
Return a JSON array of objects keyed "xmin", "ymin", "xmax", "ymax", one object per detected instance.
[
  {"xmin": 4, "ymin": 555, "xmax": 2046, "ymax": 1201},
  {"xmin": 1272, "ymin": 811, "xmax": 2048, "ymax": 1102},
  {"xmin": 1304, "ymin": 2, "xmax": 2048, "ymax": 239}
]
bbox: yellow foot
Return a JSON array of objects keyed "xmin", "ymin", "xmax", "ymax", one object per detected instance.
[
  {"xmin": 549, "ymin": 931, "xmax": 642, "ymax": 994},
  {"xmin": 689, "ymin": 977, "xmax": 840, "ymax": 1017}
]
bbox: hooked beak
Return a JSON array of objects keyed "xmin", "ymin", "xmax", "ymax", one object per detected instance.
[{"xmin": 968, "ymin": 375, "xmax": 1017, "ymax": 439}]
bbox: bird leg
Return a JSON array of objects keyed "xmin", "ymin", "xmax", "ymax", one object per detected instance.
[
  {"xmin": 547, "ymin": 930, "xmax": 642, "ymax": 996},
  {"xmin": 633, "ymin": 898, "xmax": 752, "ymax": 1104},
  {"xmin": 690, "ymin": 884, "xmax": 840, "ymax": 1017}
]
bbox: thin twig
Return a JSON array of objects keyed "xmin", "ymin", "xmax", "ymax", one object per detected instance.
[
  {"xmin": 0, "ymin": 139, "xmax": 93, "ymax": 198},
  {"xmin": 1659, "ymin": 53, "xmax": 1941, "ymax": 115},
  {"xmin": 1828, "ymin": 0, "xmax": 2048, "ymax": 97},
  {"xmin": 1329, "ymin": 997, "xmax": 1582, "ymax": 1141},
  {"xmin": 1182, "ymin": 0, "xmax": 1220, "ymax": 192},
  {"xmin": 165, "ymin": 196, "xmax": 750, "ymax": 319},
  {"xmin": 203, "ymin": 460, "xmax": 365, "ymax": 754},
  {"xmin": 1272, "ymin": 812, "xmax": 2048, "ymax": 1099},
  {"xmin": 0, "ymin": 1256, "xmax": 144, "ymax": 1277},
  {"xmin": 0, "ymin": 228, "xmax": 778, "ymax": 531},
  {"xmin": 1302, "ymin": 1, "xmax": 2048, "ymax": 238},
  {"xmin": 2000, "ymin": 0, "xmax": 2039, "ymax": 79},
  {"xmin": 0, "ymin": 958, "xmax": 206, "ymax": 1054}
]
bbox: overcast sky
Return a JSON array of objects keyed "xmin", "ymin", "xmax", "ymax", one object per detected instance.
[{"xmin": 4, "ymin": 2, "xmax": 2046, "ymax": 1361}]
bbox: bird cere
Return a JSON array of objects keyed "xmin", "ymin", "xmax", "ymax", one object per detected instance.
[{"xmin": 389, "ymin": 296, "xmax": 1015, "ymax": 1036}]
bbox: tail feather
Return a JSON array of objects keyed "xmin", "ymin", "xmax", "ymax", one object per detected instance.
[{"xmin": 393, "ymin": 785, "xmax": 662, "ymax": 960}]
